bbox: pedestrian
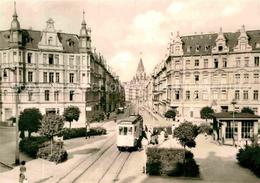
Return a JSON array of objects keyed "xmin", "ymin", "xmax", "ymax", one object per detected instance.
[
  {"xmin": 85, "ymin": 123, "xmax": 90, "ymax": 139},
  {"xmin": 114, "ymin": 116, "xmax": 117, "ymax": 123},
  {"xmin": 141, "ymin": 136, "xmax": 148, "ymax": 174}
]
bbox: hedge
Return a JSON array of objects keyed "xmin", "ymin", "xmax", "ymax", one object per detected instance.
[
  {"xmin": 62, "ymin": 127, "xmax": 107, "ymax": 140},
  {"xmin": 19, "ymin": 136, "xmax": 49, "ymax": 158},
  {"xmin": 146, "ymin": 147, "xmax": 199, "ymax": 177},
  {"xmin": 237, "ymin": 145, "xmax": 260, "ymax": 177}
]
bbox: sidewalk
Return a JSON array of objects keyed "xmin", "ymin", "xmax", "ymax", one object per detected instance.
[
  {"xmin": 0, "ymin": 120, "xmax": 116, "ymax": 182},
  {"xmin": 142, "ymin": 107, "xmax": 172, "ymax": 127}
]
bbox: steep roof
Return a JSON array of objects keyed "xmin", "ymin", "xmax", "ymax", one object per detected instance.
[
  {"xmin": 180, "ymin": 30, "xmax": 260, "ymax": 56},
  {"xmin": 136, "ymin": 58, "xmax": 145, "ymax": 73},
  {"xmin": 0, "ymin": 29, "xmax": 80, "ymax": 53}
]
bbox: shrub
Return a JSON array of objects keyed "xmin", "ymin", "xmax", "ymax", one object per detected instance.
[
  {"xmin": 88, "ymin": 111, "xmax": 105, "ymax": 122},
  {"xmin": 146, "ymin": 147, "xmax": 199, "ymax": 177},
  {"xmin": 62, "ymin": 127, "xmax": 107, "ymax": 140},
  {"xmin": 241, "ymin": 107, "xmax": 255, "ymax": 115},
  {"xmin": 237, "ymin": 145, "xmax": 260, "ymax": 177},
  {"xmin": 37, "ymin": 141, "xmax": 68, "ymax": 163},
  {"xmin": 19, "ymin": 136, "xmax": 48, "ymax": 158}
]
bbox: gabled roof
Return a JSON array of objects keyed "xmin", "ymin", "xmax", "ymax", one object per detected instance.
[
  {"xmin": 180, "ymin": 30, "xmax": 260, "ymax": 56},
  {"xmin": 212, "ymin": 112, "xmax": 260, "ymax": 120}
]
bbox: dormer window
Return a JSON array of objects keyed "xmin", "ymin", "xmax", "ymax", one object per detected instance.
[
  {"xmin": 218, "ymin": 45, "xmax": 223, "ymax": 51},
  {"xmin": 67, "ymin": 39, "xmax": 75, "ymax": 47},
  {"xmin": 196, "ymin": 45, "xmax": 200, "ymax": 52},
  {"xmin": 256, "ymin": 43, "xmax": 260, "ymax": 48},
  {"xmin": 187, "ymin": 46, "xmax": 192, "ymax": 52},
  {"xmin": 205, "ymin": 45, "xmax": 210, "ymax": 51}
]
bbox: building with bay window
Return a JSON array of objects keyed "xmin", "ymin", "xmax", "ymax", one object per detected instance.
[
  {"xmin": 0, "ymin": 4, "xmax": 123, "ymax": 124},
  {"xmin": 149, "ymin": 26, "xmax": 260, "ymax": 123}
]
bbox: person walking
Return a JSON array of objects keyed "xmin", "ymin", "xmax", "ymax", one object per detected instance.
[{"xmin": 19, "ymin": 161, "xmax": 27, "ymax": 183}]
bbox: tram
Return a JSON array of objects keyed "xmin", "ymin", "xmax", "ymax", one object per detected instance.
[{"xmin": 116, "ymin": 114, "xmax": 143, "ymax": 151}]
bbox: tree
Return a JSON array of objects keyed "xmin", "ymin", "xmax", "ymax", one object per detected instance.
[
  {"xmin": 39, "ymin": 114, "xmax": 64, "ymax": 154},
  {"xmin": 63, "ymin": 106, "xmax": 80, "ymax": 128},
  {"xmin": 241, "ymin": 107, "xmax": 255, "ymax": 115},
  {"xmin": 174, "ymin": 122, "xmax": 199, "ymax": 176},
  {"xmin": 19, "ymin": 108, "xmax": 43, "ymax": 138},
  {"xmin": 200, "ymin": 106, "xmax": 214, "ymax": 122},
  {"xmin": 164, "ymin": 110, "xmax": 176, "ymax": 120}
]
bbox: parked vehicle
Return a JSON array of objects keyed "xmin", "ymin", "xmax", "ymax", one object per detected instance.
[{"xmin": 116, "ymin": 114, "xmax": 143, "ymax": 151}]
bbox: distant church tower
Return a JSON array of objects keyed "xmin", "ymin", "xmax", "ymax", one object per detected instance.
[{"xmin": 79, "ymin": 11, "xmax": 91, "ymax": 53}]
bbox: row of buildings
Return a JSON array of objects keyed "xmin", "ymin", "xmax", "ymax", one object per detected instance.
[
  {"xmin": 0, "ymin": 4, "xmax": 125, "ymax": 124},
  {"xmin": 139, "ymin": 26, "xmax": 260, "ymax": 145},
  {"xmin": 143, "ymin": 26, "xmax": 260, "ymax": 121}
]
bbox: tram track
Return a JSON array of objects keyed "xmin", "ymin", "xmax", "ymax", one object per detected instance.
[
  {"xmin": 56, "ymin": 135, "xmax": 116, "ymax": 183},
  {"xmin": 97, "ymin": 151, "xmax": 132, "ymax": 183}
]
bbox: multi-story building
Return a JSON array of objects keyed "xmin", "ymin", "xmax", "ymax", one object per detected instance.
[
  {"xmin": 124, "ymin": 57, "xmax": 148, "ymax": 107},
  {"xmin": 150, "ymin": 26, "xmax": 260, "ymax": 122},
  {"xmin": 0, "ymin": 4, "xmax": 123, "ymax": 124}
]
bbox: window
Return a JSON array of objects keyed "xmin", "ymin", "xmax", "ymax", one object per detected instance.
[
  {"xmin": 202, "ymin": 91, "xmax": 208, "ymax": 100},
  {"xmin": 56, "ymin": 73, "xmax": 60, "ymax": 83},
  {"xmin": 69, "ymin": 90, "xmax": 74, "ymax": 101},
  {"xmin": 28, "ymin": 71, "xmax": 33, "ymax": 82},
  {"xmin": 45, "ymin": 90, "xmax": 50, "ymax": 101},
  {"xmin": 195, "ymin": 74, "xmax": 199, "ymax": 82},
  {"xmin": 243, "ymin": 90, "xmax": 248, "ymax": 100},
  {"xmin": 253, "ymin": 90, "xmax": 259, "ymax": 100},
  {"xmin": 69, "ymin": 56, "xmax": 74, "ymax": 67},
  {"xmin": 254, "ymin": 73, "xmax": 259, "ymax": 83},
  {"xmin": 195, "ymin": 59, "xmax": 199, "ymax": 67},
  {"xmin": 54, "ymin": 91, "xmax": 59, "ymax": 101},
  {"xmin": 254, "ymin": 56, "xmax": 259, "ymax": 67},
  {"xmin": 196, "ymin": 45, "xmax": 200, "ymax": 52},
  {"xmin": 55, "ymin": 55, "xmax": 59, "ymax": 65},
  {"xmin": 204, "ymin": 59, "xmax": 208, "ymax": 68},
  {"xmin": 186, "ymin": 60, "xmax": 190, "ymax": 67},
  {"xmin": 236, "ymin": 57, "xmax": 241, "ymax": 67},
  {"xmin": 186, "ymin": 91, "xmax": 190, "ymax": 100},
  {"xmin": 244, "ymin": 57, "xmax": 249, "ymax": 67},
  {"xmin": 235, "ymin": 90, "xmax": 240, "ymax": 100},
  {"xmin": 214, "ymin": 59, "xmax": 218, "ymax": 68},
  {"xmin": 69, "ymin": 73, "xmax": 74, "ymax": 83},
  {"xmin": 235, "ymin": 74, "xmax": 240, "ymax": 83},
  {"xmin": 43, "ymin": 54, "xmax": 47, "ymax": 65},
  {"xmin": 175, "ymin": 90, "xmax": 180, "ymax": 100},
  {"xmin": 49, "ymin": 72, "xmax": 54, "ymax": 83},
  {"xmin": 194, "ymin": 90, "xmax": 199, "ymax": 99},
  {"xmin": 27, "ymin": 53, "xmax": 32, "ymax": 64},
  {"xmin": 48, "ymin": 37, "xmax": 53, "ymax": 45},
  {"xmin": 242, "ymin": 121, "xmax": 254, "ymax": 139},
  {"xmin": 221, "ymin": 90, "xmax": 227, "ymax": 100},
  {"xmin": 28, "ymin": 91, "xmax": 33, "ymax": 101},
  {"xmin": 43, "ymin": 72, "xmax": 48, "ymax": 83},
  {"xmin": 218, "ymin": 45, "xmax": 223, "ymax": 51},
  {"xmin": 213, "ymin": 90, "xmax": 218, "ymax": 100},
  {"xmin": 49, "ymin": 54, "xmax": 54, "ymax": 65},
  {"xmin": 225, "ymin": 121, "xmax": 238, "ymax": 139},
  {"xmin": 223, "ymin": 58, "xmax": 227, "ymax": 68},
  {"xmin": 244, "ymin": 74, "xmax": 249, "ymax": 83},
  {"xmin": 205, "ymin": 45, "xmax": 210, "ymax": 51},
  {"xmin": 190, "ymin": 111, "xmax": 193, "ymax": 118},
  {"xmin": 187, "ymin": 46, "xmax": 192, "ymax": 52}
]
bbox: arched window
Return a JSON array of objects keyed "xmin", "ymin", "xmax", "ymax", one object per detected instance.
[{"xmin": 48, "ymin": 36, "xmax": 53, "ymax": 45}]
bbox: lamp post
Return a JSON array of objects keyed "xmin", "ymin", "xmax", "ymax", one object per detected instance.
[
  {"xmin": 231, "ymin": 99, "xmax": 237, "ymax": 146},
  {"xmin": 4, "ymin": 67, "xmax": 20, "ymax": 165}
]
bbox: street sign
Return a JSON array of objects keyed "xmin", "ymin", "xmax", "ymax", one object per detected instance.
[{"xmin": 86, "ymin": 106, "xmax": 92, "ymax": 111}]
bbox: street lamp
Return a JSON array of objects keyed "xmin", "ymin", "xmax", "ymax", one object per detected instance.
[
  {"xmin": 231, "ymin": 99, "xmax": 237, "ymax": 146},
  {"xmin": 3, "ymin": 67, "xmax": 23, "ymax": 165}
]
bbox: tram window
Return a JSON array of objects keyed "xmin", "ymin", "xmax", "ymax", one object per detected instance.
[
  {"xmin": 119, "ymin": 126, "xmax": 123, "ymax": 135},
  {"xmin": 123, "ymin": 127, "xmax": 127, "ymax": 135},
  {"xmin": 128, "ymin": 127, "xmax": 133, "ymax": 135}
]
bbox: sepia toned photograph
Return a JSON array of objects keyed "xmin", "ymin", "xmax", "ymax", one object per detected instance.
[{"xmin": 0, "ymin": 0, "xmax": 260, "ymax": 182}]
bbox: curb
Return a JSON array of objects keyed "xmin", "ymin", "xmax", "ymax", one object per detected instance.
[{"xmin": 0, "ymin": 161, "xmax": 13, "ymax": 170}]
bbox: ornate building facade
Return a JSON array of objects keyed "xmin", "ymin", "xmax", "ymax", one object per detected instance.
[
  {"xmin": 0, "ymin": 4, "xmax": 123, "ymax": 124},
  {"xmin": 148, "ymin": 26, "xmax": 260, "ymax": 122}
]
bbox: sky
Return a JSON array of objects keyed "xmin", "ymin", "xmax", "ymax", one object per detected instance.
[{"xmin": 1, "ymin": 0, "xmax": 260, "ymax": 81}]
